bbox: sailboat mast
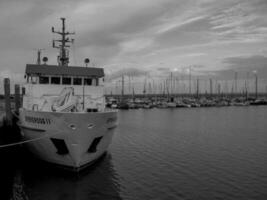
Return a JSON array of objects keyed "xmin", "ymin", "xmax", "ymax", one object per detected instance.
[{"xmin": 121, "ymin": 75, "xmax": 124, "ymax": 96}]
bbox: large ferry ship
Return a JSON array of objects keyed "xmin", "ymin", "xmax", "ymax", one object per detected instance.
[{"xmin": 18, "ymin": 18, "xmax": 118, "ymax": 171}]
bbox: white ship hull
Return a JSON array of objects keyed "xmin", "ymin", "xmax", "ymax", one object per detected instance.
[{"xmin": 18, "ymin": 108, "xmax": 118, "ymax": 171}]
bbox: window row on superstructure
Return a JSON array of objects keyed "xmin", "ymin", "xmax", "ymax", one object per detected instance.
[{"xmin": 26, "ymin": 75, "xmax": 103, "ymax": 86}]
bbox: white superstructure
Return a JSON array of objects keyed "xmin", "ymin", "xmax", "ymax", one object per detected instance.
[{"xmin": 18, "ymin": 18, "xmax": 118, "ymax": 171}]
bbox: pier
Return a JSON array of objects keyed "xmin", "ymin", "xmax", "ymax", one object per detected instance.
[{"xmin": 0, "ymin": 78, "xmax": 22, "ymax": 147}]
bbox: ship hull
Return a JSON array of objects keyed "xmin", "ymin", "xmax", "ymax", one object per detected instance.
[{"xmin": 18, "ymin": 108, "xmax": 118, "ymax": 171}]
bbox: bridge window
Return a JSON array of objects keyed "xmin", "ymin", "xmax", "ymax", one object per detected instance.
[
  {"xmin": 92, "ymin": 78, "xmax": 99, "ymax": 86},
  {"xmin": 39, "ymin": 76, "xmax": 49, "ymax": 84},
  {"xmin": 31, "ymin": 76, "xmax": 38, "ymax": 84},
  {"xmin": 62, "ymin": 77, "xmax": 71, "ymax": 85},
  {"xmin": 51, "ymin": 77, "xmax": 61, "ymax": 84},
  {"xmin": 73, "ymin": 78, "xmax": 82, "ymax": 85},
  {"xmin": 84, "ymin": 78, "xmax": 92, "ymax": 86}
]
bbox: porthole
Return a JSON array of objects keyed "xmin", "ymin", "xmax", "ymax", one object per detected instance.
[
  {"xmin": 88, "ymin": 124, "xmax": 94, "ymax": 129},
  {"xmin": 69, "ymin": 124, "xmax": 76, "ymax": 130}
]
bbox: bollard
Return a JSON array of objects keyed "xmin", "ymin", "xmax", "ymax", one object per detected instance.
[
  {"xmin": 4, "ymin": 78, "xmax": 12, "ymax": 126},
  {"xmin": 14, "ymin": 84, "xmax": 20, "ymax": 113}
]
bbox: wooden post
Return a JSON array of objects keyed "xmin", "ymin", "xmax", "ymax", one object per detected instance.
[
  {"xmin": 4, "ymin": 78, "xmax": 12, "ymax": 125},
  {"xmin": 15, "ymin": 84, "xmax": 20, "ymax": 113},
  {"xmin": 255, "ymin": 73, "xmax": 258, "ymax": 99},
  {"xmin": 22, "ymin": 87, "xmax": 25, "ymax": 95},
  {"xmin": 21, "ymin": 87, "xmax": 25, "ymax": 106}
]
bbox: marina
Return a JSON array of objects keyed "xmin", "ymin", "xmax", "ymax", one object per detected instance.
[
  {"xmin": 106, "ymin": 94, "xmax": 267, "ymax": 109},
  {"xmin": 0, "ymin": 55, "xmax": 267, "ymax": 198},
  {"xmin": 1, "ymin": 0, "xmax": 267, "ymax": 199},
  {"xmin": 1, "ymin": 107, "xmax": 267, "ymax": 199}
]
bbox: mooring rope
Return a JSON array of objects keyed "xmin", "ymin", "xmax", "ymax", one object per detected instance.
[
  {"xmin": 0, "ymin": 130, "xmax": 62, "ymax": 149},
  {"xmin": 0, "ymin": 134, "xmax": 50, "ymax": 148}
]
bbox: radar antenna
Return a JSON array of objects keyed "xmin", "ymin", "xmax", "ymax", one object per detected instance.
[{"xmin": 52, "ymin": 18, "xmax": 75, "ymax": 66}]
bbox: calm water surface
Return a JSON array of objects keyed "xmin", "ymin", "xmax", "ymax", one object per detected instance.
[{"xmin": 1, "ymin": 106, "xmax": 267, "ymax": 200}]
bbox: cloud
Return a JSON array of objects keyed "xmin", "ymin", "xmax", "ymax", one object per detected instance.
[
  {"xmin": 203, "ymin": 55, "xmax": 267, "ymax": 80},
  {"xmin": 106, "ymin": 67, "xmax": 148, "ymax": 81},
  {"xmin": 156, "ymin": 67, "xmax": 171, "ymax": 72},
  {"xmin": 156, "ymin": 15, "xmax": 208, "ymax": 34},
  {"xmin": 0, "ymin": 70, "xmax": 24, "ymax": 94},
  {"xmin": 209, "ymin": 0, "xmax": 267, "ymax": 42},
  {"xmin": 119, "ymin": 38, "xmax": 154, "ymax": 53},
  {"xmin": 0, "ymin": 70, "xmax": 24, "ymax": 82},
  {"xmin": 0, "ymin": 0, "xmax": 267, "ymax": 84},
  {"xmin": 183, "ymin": 53, "xmax": 207, "ymax": 57},
  {"xmin": 223, "ymin": 55, "xmax": 267, "ymax": 71}
]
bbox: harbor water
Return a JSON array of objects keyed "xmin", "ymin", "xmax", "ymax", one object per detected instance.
[{"xmin": 1, "ymin": 106, "xmax": 267, "ymax": 200}]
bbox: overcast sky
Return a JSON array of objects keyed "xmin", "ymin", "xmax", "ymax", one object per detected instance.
[{"xmin": 0, "ymin": 0, "xmax": 267, "ymax": 91}]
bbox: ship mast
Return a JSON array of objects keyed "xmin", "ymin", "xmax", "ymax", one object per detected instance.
[{"xmin": 52, "ymin": 18, "xmax": 75, "ymax": 66}]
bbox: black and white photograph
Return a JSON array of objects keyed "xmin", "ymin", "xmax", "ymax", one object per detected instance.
[{"xmin": 0, "ymin": 0, "xmax": 267, "ymax": 199}]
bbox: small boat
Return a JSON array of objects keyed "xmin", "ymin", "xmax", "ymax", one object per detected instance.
[
  {"xmin": 166, "ymin": 102, "xmax": 176, "ymax": 108},
  {"xmin": 250, "ymin": 99, "xmax": 267, "ymax": 105},
  {"xmin": 18, "ymin": 18, "xmax": 118, "ymax": 171}
]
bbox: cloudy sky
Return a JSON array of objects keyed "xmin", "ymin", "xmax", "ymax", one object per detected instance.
[{"xmin": 0, "ymin": 0, "xmax": 267, "ymax": 93}]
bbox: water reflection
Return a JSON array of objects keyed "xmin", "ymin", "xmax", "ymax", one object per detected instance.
[
  {"xmin": 2, "ymin": 107, "xmax": 267, "ymax": 200},
  {"xmin": 1, "ymin": 151, "xmax": 122, "ymax": 200},
  {"xmin": 0, "ymin": 147, "xmax": 17, "ymax": 200}
]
